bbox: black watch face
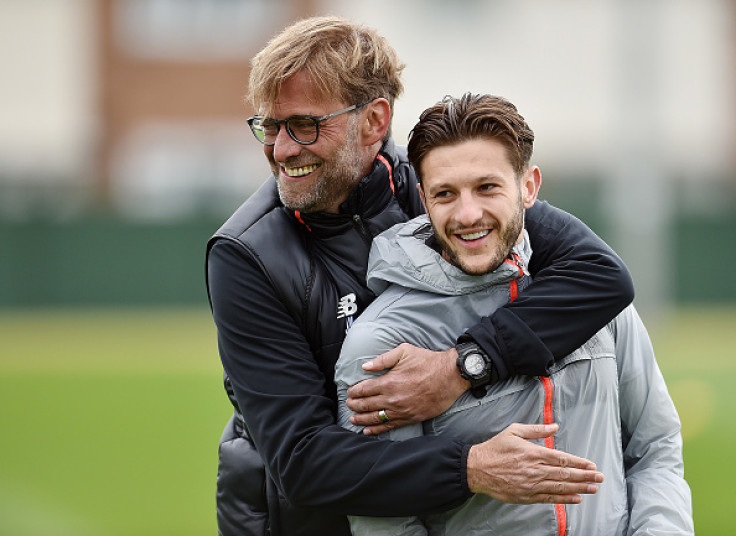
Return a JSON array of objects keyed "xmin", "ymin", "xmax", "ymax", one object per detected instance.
[{"xmin": 464, "ymin": 354, "xmax": 486, "ymax": 377}]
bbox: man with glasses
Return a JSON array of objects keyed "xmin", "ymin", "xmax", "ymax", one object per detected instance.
[{"xmin": 206, "ymin": 16, "xmax": 633, "ymax": 536}]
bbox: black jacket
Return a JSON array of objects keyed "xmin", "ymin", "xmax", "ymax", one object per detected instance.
[{"xmin": 206, "ymin": 140, "xmax": 634, "ymax": 535}]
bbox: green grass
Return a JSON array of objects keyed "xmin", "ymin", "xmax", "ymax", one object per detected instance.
[
  {"xmin": 645, "ymin": 306, "xmax": 736, "ymax": 535},
  {"xmin": 0, "ymin": 307, "xmax": 229, "ymax": 536},
  {"xmin": 0, "ymin": 305, "xmax": 732, "ymax": 535}
]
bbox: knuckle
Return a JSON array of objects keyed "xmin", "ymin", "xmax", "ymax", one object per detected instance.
[{"xmin": 387, "ymin": 393, "xmax": 405, "ymax": 409}]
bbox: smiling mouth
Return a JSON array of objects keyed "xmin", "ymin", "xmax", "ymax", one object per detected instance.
[
  {"xmin": 459, "ymin": 230, "xmax": 490, "ymax": 241},
  {"xmin": 283, "ymin": 164, "xmax": 320, "ymax": 177}
]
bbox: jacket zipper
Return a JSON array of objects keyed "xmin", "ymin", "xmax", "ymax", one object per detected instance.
[
  {"xmin": 352, "ymin": 214, "xmax": 373, "ymax": 246},
  {"xmin": 540, "ymin": 375, "xmax": 567, "ymax": 536},
  {"xmin": 508, "ymin": 263, "xmax": 567, "ymax": 535}
]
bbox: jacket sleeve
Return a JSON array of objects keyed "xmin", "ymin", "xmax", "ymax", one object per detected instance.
[
  {"xmin": 612, "ymin": 305, "xmax": 694, "ymax": 535},
  {"xmin": 335, "ymin": 322, "xmax": 429, "ymax": 535},
  {"xmin": 208, "ymin": 239, "xmax": 472, "ymax": 517},
  {"xmin": 463, "ymin": 200, "xmax": 635, "ymax": 380}
]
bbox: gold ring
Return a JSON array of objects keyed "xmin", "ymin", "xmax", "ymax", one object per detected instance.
[{"xmin": 378, "ymin": 409, "xmax": 389, "ymax": 423}]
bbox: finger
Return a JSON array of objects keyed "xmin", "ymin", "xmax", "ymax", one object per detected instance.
[
  {"xmin": 514, "ymin": 429, "xmax": 598, "ymax": 472},
  {"xmin": 508, "ymin": 481, "xmax": 600, "ymax": 505},
  {"xmin": 362, "ymin": 423, "xmax": 393, "ymax": 436},
  {"xmin": 349, "ymin": 408, "xmax": 390, "ymax": 427},
  {"xmin": 352, "ymin": 411, "xmax": 415, "ymax": 436},
  {"xmin": 544, "ymin": 450, "xmax": 600, "ymax": 472},
  {"xmin": 525, "ymin": 468, "xmax": 603, "ymax": 501},
  {"xmin": 535, "ymin": 493, "xmax": 583, "ymax": 505},
  {"xmin": 347, "ymin": 377, "xmax": 383, "ymax": 400},
  {"xmin": 537, "ymin": 480, "xmax": 600, "ymax": 497},
  {"xmin": 524, "ymin": 449, "xmax": 604, "ymax": 487},
  {"xmin": 509, "ymin": 422, "xmax": 559, "ymax": 440},
  {"xmin": 345, "ymin": 392, "xmax": 385, "ymax": 413},
  {"xmin": 361, "ymin": 346, "xmax": 403, "ymax": 372},
  {"xmin": 555, "ymin": 466, "xmax": 604, "ymax": 484},
  {"xmin": 496, "ymin": 480, "xmax": 599, "ymax": 505},
  {"xmin": 362, "ymin": 419, "xmax": 410, "ymax": 436}
]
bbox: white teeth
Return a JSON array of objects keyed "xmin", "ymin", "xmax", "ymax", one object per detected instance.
[
  {"xmin": 284, "ymin": 164, "xmax": 318, "ymax": 177},
  {"xmin": 460, "ymin": 230, "xmax": 490, "ymax": 241}
]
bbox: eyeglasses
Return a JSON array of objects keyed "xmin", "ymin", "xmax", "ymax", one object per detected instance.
[{"xmin": 247, "ymin": 100, "xmax": 373, "ymax": 146}]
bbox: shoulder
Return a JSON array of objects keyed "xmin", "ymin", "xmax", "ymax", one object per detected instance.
[
  {"xmin": 525, "ymin": 199, "xmax": 576, "ymax": 238},
  {"xmin": 207, "ymin": 177, "xmax": 305, "ymax": 257},
  {"xmin": 205, "ymin": 178, "xmax": 311, "ymax": 309},
  {"xmin": 340, "ymin": 317, "xmax": 402, "ymax": 361},
  {"xmin": 335, "ymin": 320, "xmax": 403, "ymax": 388},
  {"xmin": 211, "ymin": 177, "xmax": 281, "ymax": 241},
  {"xmin": 609, "ymin": 304, "xmax": 643, "ymax": 339}
]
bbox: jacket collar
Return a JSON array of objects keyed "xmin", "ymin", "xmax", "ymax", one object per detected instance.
[{"xmin": 367, "ymin": 216, "xmax": 532, "ymax": 296}]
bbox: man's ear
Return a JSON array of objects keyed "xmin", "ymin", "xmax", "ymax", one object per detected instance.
[
  {"xmin": 522, "ymin": 166, "xmax": 542, "ymax": 209},
  {"xmin": 361, "ymin": 98, "xmax": 391, "ymax": 146}
]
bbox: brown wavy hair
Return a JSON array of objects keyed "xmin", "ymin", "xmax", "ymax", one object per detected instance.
[{"xmin": 408, "ymin": 93, "xmax": 535, "ymax": 183}]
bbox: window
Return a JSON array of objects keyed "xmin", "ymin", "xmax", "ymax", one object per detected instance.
[{"xmin": 114, "ymin": 0, "xmax": 291, "ymax": 61}]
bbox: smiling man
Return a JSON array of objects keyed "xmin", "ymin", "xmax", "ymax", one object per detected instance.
[
  {"xmin": 335, "ymin": 93, "xmax": 693, "ymax": 535},
  {"xmin": 418, "ymin": 137, "xmax": 538, "ymax": 275}
]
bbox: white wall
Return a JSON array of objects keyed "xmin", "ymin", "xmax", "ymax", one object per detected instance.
[{"xmin": 0, "ymin": 0, "xmax": 96, "ymax": 180}]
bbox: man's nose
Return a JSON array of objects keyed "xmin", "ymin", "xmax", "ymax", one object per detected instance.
[
  {"xmin": 455, "ymin": 193, "xmax": 483, "ymax": 226},
  {"xmin": 271, "ymin": 126, "xmax": 302, "ymax": 162}
]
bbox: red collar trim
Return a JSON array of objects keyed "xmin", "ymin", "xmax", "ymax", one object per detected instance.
[
  {"xmin": 376, "ymin": 154, "xmax": 395, "ymax": 194},
  {"xmin": 293, "ymin": 210, "xmax": 311, "ymax": 231}
]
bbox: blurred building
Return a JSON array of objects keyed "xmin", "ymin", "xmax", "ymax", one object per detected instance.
[
  {"xmin": 0, "ymin": 0, "xmax": 320, "ymax": 221},
  {"xmin": 98, "ymin": 0, "xmax": 328, "ymax": 220},
  {"xmin": 0, "ymin": 0, "xmax": 734, "ymax": 308}
]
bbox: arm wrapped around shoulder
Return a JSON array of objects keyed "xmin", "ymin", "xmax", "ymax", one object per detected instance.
[{"xmin": 462, "ymin": 200, "xmax": 634, "ymax": 381}]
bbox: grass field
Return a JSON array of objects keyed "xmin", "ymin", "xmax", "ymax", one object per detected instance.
[{"xmin": 0, "ymin": 305, "xmax": 732, "ymax": 535}]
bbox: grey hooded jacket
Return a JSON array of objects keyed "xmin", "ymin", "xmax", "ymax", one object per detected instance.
[{"xmin": 335, "ymin": 215, "xmax": 693, "ymax": 536}]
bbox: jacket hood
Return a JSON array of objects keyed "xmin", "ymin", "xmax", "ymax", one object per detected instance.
[{"xmin": 367, "ymin": 215, "xmax": 531, "ymax": 296}]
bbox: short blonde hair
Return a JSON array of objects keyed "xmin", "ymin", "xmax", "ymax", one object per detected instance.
[{"xmin": 248, "ymin": 16, "xmax": 405, "ymax": 124}]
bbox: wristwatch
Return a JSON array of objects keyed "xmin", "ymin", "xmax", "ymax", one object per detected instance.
[{"xmin": 456, "ymin": 341, "xmax": 494, "ymax": 398}]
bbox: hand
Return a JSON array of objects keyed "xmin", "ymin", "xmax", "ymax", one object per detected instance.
[
  {"xmin": 346, "ymin": 343, "xmax": 470, "ymax": 435},
  {"xmin": 467, "ymin": 423, "xmax": 604, "ymax": 504}
]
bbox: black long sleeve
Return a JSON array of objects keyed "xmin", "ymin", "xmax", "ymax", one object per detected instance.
[
  {"xmin": 463, "ymin": 200, "xmax": 635, "ymax": 380},
  {"xmin": 208, "ymin": 240, "xmax": 472, "ymax": 517}
]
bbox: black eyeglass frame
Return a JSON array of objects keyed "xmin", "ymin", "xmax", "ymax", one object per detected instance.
[{"xmin": 247, "ymin": 99, "xmax": 374, "ymax": 146}]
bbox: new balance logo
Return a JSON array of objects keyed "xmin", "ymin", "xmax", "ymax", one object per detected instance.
[{"xmin": 337, "ymin": 293, "xmax": 358, "ymax": 319}]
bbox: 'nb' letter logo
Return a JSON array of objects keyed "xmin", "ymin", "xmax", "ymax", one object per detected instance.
[{"xmin": 337, "ymin": 293, "xmax": 358, "ymax": 319}]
